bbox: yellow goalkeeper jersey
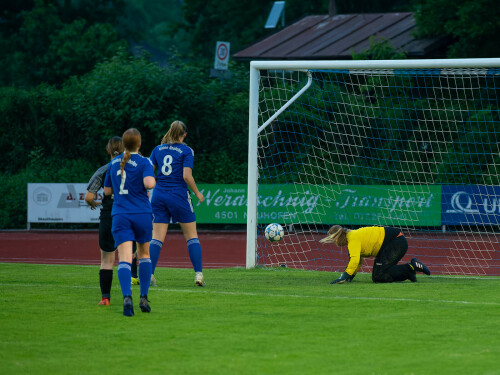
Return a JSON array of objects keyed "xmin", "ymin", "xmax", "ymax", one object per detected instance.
[{"xmin": 345, "ymin": 226, "xmax": 386, "ymax": 275}]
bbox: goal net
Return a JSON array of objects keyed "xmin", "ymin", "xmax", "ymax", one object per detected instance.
[{"xmin": 246, "ymin": 59, "xmax": 500, "ymax": 276}]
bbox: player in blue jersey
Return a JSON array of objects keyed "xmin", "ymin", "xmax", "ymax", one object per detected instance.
[
  {"xmin": 85, "ymin": 136, "xmax": 123, "ymax": 306},
  {"xmin": 104, "ymin": 128, "xmax": 156, "ymax": 316},
  {"xmin": 149, "ymin": 120, "xmax": 206, "ymax": 286}
]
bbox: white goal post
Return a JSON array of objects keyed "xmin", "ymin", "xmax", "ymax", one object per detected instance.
[{"xmin": 246, "ymin": 58, "xmax": 500, "ymax": 276}]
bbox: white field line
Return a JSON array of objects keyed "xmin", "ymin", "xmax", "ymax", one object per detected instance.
[
  {"xmin": 156, "ymin": 288, "xmax": 500, "ymax": 306},
  {"xmin": 3, "ymin": 263, "xmax": 500, "ymax": 279},
  {"xmin": 1, "ymin": 282, "xmax": 499, "ymax": 306}
]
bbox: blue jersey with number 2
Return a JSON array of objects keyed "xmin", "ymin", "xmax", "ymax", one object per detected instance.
[
  {"xmin": 149, "ymin": 143, "xmax": 194, "ymax": 191},
  {"xmin": 104, "ymin": 152, "xmax": 155, "ymax": 216}
]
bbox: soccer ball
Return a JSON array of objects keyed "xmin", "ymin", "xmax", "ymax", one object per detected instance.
[{"xmin": 264, "ymin": 223, "xmax": 284, "ymax": 243}]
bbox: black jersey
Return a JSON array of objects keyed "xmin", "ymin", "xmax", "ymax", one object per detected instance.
[{"xmin": 87, "ymin": 164, "xmax": 113, "ymax": 212}]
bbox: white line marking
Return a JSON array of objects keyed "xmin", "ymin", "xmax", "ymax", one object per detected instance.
[
  {"xmin": 1, "ymin": 283, "xmax": 498, "ymax": 306},
  {"xmin": 155, "ymin": 288, "xmax": 500, "ymax": 306}
]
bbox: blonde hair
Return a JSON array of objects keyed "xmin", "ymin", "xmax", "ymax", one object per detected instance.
[
  {"xmin": 106, "ymin": 136, "xmax": 123, "ymax": 158},
  {"xmin": 161, "ymin": 120, "xmax": 187, "ymax": 144},
  {"xmin": 319, "ymin": 225, "xmax": 349, "ymax": 246},
  {"xmin": 120, "ymin": 128, "xmax": 141, "ymax": 176}
]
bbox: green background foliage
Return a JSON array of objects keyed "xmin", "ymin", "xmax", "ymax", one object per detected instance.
[
  {"xmin": 258, "ymin": 69, "xmax": 499, "ymax": 187},
  {"xmin": 1, "ymin": 0, "xmax": 499, "ymax": 228},
  {"xmin": 0, "ymin": 53, "xmax": 250, "ymax": 228},
  {"xmin": 415, "ymin": 0, "xmax": 500, "ymax": 58}
]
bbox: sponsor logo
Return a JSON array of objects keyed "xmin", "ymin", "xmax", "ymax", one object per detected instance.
[
  {"xmin": 33, "ymin": 187, "xmax": 52, "ymax": 206},
  {"xmin": 445, "ymin": 190, "xmax": 500, "ymax": 214},
  {"xmin": 332, "ymin": 188, "xmax": 434, "ymax": 213},
  {"xmin": 29, "ymin": 183, "xmax": 102, "ymax": 224},
  {"xmin": 57, "ymin": 184, "xmax": 80, "ymax": 208},
  {"xmin": 201, "ymin": 188, "xmax": 320, "ymax": 214},
  {"xmin": 445, "ymin": 191, "xmax": 479, "ymax": 214}
]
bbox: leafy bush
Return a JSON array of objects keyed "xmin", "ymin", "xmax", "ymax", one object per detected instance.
[
  {"xmin": 0, "ymin": 156, "xmax": 95, "ymax": 229},
  {"xmin": 0, "ymin": 53, "xmax": 250, "ymax": 228}
]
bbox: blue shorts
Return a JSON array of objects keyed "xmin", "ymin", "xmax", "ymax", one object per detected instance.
[
  {"xmin": 151, "ymin": 189, "xmax": 196, "ymax": 224},
  {"xmin": 111, "ymin": 213, "xmax": 153, "ymax": 248}
]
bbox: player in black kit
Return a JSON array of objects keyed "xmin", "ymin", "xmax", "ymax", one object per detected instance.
[{"xmin": 85, "ymin": 136, "xmax": 124, "ymax": 305}]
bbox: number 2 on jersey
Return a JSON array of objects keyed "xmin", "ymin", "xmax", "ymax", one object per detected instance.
[
  {"xmin": 161, "ymin": 155, "xmax": 173, "ymax": 176},
  {"xmin": 116, "ymin": 170, "xmax": 129, "ymax": 194}
]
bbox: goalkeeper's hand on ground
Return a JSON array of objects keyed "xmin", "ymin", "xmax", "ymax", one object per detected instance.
[{"xmin": 330, "ymin": 272, "xmax": 355, "ymax": 284}]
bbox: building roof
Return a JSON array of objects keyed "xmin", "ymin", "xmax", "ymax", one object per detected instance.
[{"xmin": 233, "ymin": 12, "xmax": 445, "ymax": 60}]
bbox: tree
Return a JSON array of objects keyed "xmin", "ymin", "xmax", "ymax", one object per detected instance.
[
  {"xmin": 351, "ymin": 36, "xmax": 407, "ymax": 60},
  {"xmin": 334, "ymin": 0, "xmax": 413, "ymax": 13},
  {"xmin": 177, "ymin": 1, "xmax": 415, "ymax": 61},
  {"xmin": 121, "ymin": 0, "xmax": 187, "ymax": 56},
  {"xmin": 178, "ymin": 0, "xmax": 327, "ymax": 60},
  {"xmin": 414, "ymin": 0, "xmax": 500, "ymax": 58},
  {"xmin": 0, "ymin": 0, "xmax": 127, "ymax": 87}
]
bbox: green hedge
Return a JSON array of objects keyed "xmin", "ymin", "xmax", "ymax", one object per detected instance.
[{"xmin": 0, "ymin": 54, "xmax": 250, "ymax": 228}]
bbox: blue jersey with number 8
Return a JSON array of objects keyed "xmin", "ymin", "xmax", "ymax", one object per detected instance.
[
  {"xmin": 104, "ymin": 153, "xmax": 155, "ymax": 216},
  {"xmin": 149, "ymin": 143, "xmax": 194, "ymax": 191}
]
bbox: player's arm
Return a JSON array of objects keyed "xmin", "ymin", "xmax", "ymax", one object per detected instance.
[
  {"xmin": 84, "ymin": 191, "xmax": 101, "ymax": 210},
  {"xmin": 353, "ymin": 258, "xmax": 363, "ymax": 275},
  {"xmin": 183, "ymin": 167, "xmax": 204, "ymax": 203},
  {"xmin": 143, "ymin": 176, "xmax": 156, "ymax": 190},
  {"xmin": 142, "ymin": 158, "xmax": 156, "ymax": 190},
  {"xmin": 103, "ymin": 163, "xmax": 114, "ymax": 196},
  {"xmin": 86, "ymin": 168, "xmax": 104, "ymax": 209},
  {"xmin": 330, "ymin": 241, "xmax": 360, "ymax": 284},
  {"xmin": 345, "ymin": 240, "xmax": 361, "ymax": 275},
  {"xmin": 148, "ymin": 149, "xmax": 157, "ymax": 171}
]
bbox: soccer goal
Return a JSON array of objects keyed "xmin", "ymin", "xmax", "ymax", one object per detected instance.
[{"xmin": 246, "ymin": 58, "xmax": 500, "ymax": 276}]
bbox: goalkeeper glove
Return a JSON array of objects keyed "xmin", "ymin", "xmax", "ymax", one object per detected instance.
[{"xmin": 330, "ymin": 272, "xmax": 355, "ymax": 284}]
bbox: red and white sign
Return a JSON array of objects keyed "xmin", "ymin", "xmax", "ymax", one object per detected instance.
[
  {"xmin": 214, "ymin": 41, "xmax": 230, "ymax": 70},
  {"xmin": 28, "ymin": 183, "xmax": 100, "ymax": 223}
]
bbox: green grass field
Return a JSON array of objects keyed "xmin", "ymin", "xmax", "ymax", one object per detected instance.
[{"xmin": 1, "ymin": 263, "xmax": 499, "ymax": 375}]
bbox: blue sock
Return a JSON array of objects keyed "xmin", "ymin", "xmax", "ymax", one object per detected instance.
[
  {"xmin": 187, "ymin": 238, "xmax": 203, "ymax": 272},
  {"xmin": 117, "ymin": 262, "xmax": 132, "ymax": 297},
  {"xmin": 150, "ymin": 239, "xmax": 163, "ymax": 274},
  {"xmin": 138, "ymin": 258, "xmax": 152, "ymax": 297}
]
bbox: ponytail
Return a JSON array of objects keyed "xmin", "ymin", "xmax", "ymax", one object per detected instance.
[
  {"xmin": 320, "ymin": 225, "xmax": 349, "ymax": 246},
  {"xmin": 120, "ymin": 128, "xmax": 141, "ymax": 177},
  {"xmin": 107, "ymin": 136, "xmax": 123, "ymax": 158},
  {"xmin": 161, "ymin": 120, "xmax": 187, "ymax": 144},
  {"xmin": 120, "ymin": 150, "xmax": 131, "ymax": 177}
]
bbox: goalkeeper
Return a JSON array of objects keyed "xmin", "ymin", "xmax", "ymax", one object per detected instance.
[{"xmin": 320, "ymin": 225, "xmax": 430, "ymax": 284}]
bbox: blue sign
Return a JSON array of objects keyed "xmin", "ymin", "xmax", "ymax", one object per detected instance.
[{"xmin": 442, "ymin": 185, "xmax": 500, "ymax": 225}]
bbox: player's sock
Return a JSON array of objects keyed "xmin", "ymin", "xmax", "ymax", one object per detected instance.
[
  {"xmin": 99, "ymin": 269, "xmax": 113, "ymax": 299},
  {"xmin": 150, "ymin": 239, "xmax": 163, "ymax": 274},
  {"xmin": 187, "ymin": 238, "xmax": 203, "ymax": 272},
  {"xmin": 117, "ymin": 262, "xmax": 132, "ymax": 298},
  {"xmin": 138, "ymin": 258, "xmax": 152, "ymax": 297},
  {"xmin": 131, "ymin": 256, "xmax": 138, "ymax": 278}
]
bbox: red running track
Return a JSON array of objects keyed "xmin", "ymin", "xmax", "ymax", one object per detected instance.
[
  {"xmin": 257, "ymin": 232, "xmax": 500, "ymax": 276},
  {"xmin": 1, "ymin": 230, "xmax": 499, "ymax": 276},
  {"xmin": 0, "ymin": 231, "xmax": 246, "ymax": 269}
]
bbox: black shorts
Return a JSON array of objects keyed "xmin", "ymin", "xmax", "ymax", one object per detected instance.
[
  {"xmin": 99, "ymin": 211, "xmax": 115, "ymax": 253},
  {"xmin": 99, "ymin": 210, "xmax": 138, "ymax": 253},
  {"xmin": 375, "ymin": 235, "xmax": 408, "ymax": 267}
]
